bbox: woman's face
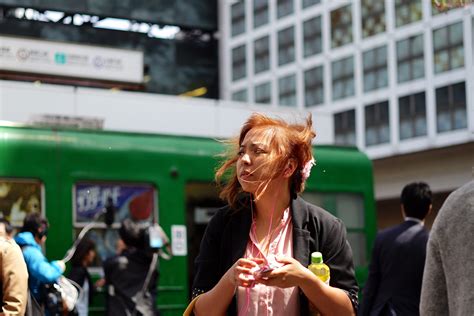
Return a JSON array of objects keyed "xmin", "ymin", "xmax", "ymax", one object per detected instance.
[{"xmin": 236, "ymin": 128, "xmax": 271, "ymax": 194}]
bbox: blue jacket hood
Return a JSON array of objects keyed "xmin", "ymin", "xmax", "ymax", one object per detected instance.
[{"xmin": 15, "ymin": 231, "xmax": 41, "ymax": 249}]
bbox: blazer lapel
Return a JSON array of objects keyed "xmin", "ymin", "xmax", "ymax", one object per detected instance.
[
  {"xmin": 291, "ymin": 197, "xmax": 311, "ymax": 267},
  {"xmin": 230, "ymin": 205, "xmax": 252, "ymax": 264}
]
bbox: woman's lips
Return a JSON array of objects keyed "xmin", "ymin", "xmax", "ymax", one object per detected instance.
[{"xmin": 240, "ymin": 171, "xmax": 252, "ymax": 179}]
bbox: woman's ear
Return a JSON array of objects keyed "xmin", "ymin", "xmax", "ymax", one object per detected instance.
[{"xmin": 283, "ymin": 159, "xmax": 297, "ymax": 178}]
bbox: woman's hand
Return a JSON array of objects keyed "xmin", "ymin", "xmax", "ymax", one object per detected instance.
[
  {"xmin": 257, "ymin": 256, "xmax": 312, "ymax": 288},
  {"xmin": 224, "ymin": 257, "xmax": 265, "ymax": 288}
]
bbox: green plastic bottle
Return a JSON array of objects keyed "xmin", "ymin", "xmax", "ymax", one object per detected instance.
[
  {"xmin": 308, "ymin": 252, "xmax": 330, "ymax": 316},
  {"xmin": 308, "ymin": 252, "xmax": 330, "ymax": 284}
]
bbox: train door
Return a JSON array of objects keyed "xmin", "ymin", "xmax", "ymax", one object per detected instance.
[{"xmin": 185, "ymin": 182, "xmax": 225, "ymax": 298}]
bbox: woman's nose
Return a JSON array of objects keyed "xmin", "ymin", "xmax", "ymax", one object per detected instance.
[{"xmin": 241, "ymin": 153, "xmax": 251, "ymax": 164}]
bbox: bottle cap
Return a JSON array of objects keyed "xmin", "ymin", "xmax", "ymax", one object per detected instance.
[{"xmin": 311, "ymin": 252, "xmax": 323, "ymax": 264}]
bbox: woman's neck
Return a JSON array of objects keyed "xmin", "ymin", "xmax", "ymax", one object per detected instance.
[{"xmin": 253, "ymin": 180, "xmax": 291, "ymax": 225}]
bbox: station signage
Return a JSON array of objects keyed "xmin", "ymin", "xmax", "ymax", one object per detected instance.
[{"xmin": 0, "ymin": 35, "xmax": 144, "ymax": 83}]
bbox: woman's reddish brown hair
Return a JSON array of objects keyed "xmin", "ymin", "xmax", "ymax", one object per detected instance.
[{"xmin": 215, "ymin": 113, "xmax": 316, "ymax": 208}]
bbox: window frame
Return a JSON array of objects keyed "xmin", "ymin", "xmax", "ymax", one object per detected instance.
[
  {"xmin": 231, "ymin": 2, "xmax": 246, "ymax": 37},
  {"xmin": 232, "ymin": 44, "xmax": 246, "ymax": 81},
  {"xmin": 334, "ymin": 109, "xmax": 356, "ymax": 146},
  {"xmin": 365, "ymin": 100, "xmax": 390, "ymax": 146},
  {"xmin": 304, "ymin": 65, "xmax": 324, "ymax": 107},
  {"xmin": 398, "ymin": 91, "xmax": 427, "ymax": 140},
  {"xmin": 363, "ymin": 45, "xmax": 388, "ymax": 92},
  {"xmin": 254, "ymin": 35, "xmax": 270, "ymax": 74},
  {"xmin": 332, "ymin": 56, "xmax": 355, "ymax": 100},
  {"xmin": 331, "ymin": 5, "xmax": 353, "ymax": 48},
  {"xmin": 278, "ymin": 26, "xmax": 296, "ymax": 66}
]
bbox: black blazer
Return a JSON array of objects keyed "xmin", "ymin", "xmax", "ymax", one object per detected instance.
[
  {"xmin": 359, "ymin": 220, "xmax": 429, "ymax": 316},
  {"xmin": 192, "ymin": 196, "xmax": 359, "ymax": 315}
]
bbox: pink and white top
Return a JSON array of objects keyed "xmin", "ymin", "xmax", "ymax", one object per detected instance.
[{"xmin": 237, "ymin": 207, "xmax": 300, "ymax": 316}]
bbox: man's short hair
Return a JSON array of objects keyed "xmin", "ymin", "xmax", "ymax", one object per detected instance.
[
  {"xmin": 401, "ymin": 182, "xmax": 432, "ymax": 220},
  {"xmin": 119, "ymin": 218, "xmax": 148, "ymax": 249}
]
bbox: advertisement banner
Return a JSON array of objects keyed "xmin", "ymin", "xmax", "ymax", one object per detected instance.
[
  {"xmin": 0, "ymin": 178, "xmax": 43, "ymax": 227},
  {"xmin": 74, "ymin": 182, "xmax": 156, "ymax": 225},
  {"xmin": 0, "ymin": 36, "xmax": 143, "ymax": 83}
]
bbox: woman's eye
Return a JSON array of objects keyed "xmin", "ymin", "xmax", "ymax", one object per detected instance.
[{"xmin": 254, "ymin": 148, "xmax": 266, "ymax": 154}]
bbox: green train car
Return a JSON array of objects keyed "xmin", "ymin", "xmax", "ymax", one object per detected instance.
[{"xmin": 0, "ymin": 123, "xmax": 376, "ymax": 315}]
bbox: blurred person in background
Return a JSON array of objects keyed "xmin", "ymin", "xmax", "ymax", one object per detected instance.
[
  {"xmin": 420, "ymin": 180, "xmax": 474, "ymax": 315},
  {"xmin": 14, "ymin": 212, "xmax": 66, "ymax": 314},
  {"xmin": 67, "ymin": 238, "xmax": 103, "ymax": 316},
  {"xmin": 360, "ymin": 182, "xmax": 432, "ymax": 316},
  {"xmin": 103, "ymin": 219, "xmax": 169, "ymax": 316},
  {"xmin": 0, "ymin": 218, "xmax": 28, "ymax": 315}
]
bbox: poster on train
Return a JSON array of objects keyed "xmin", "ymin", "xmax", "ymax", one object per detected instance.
[
  {"xmin": 73, "ymin": 182, "xmax": 157, "ymax": 226},
  {"xmin": 0, "ymin": 178, "xmax": 43, "ymax": 227}
]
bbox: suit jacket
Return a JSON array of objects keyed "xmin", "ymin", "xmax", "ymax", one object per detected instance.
[
  {"xmin": 192, "ymin": 196, "xmax": 359, "ymax": 315},
  {"xmin": 359, "ymin": 220, "xmax": 429, "ymax": 316}
]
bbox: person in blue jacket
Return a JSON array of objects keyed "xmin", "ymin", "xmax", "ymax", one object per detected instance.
[{"xmin": 15, "ymin": 212, "xmax": 65, "ymax": 312}]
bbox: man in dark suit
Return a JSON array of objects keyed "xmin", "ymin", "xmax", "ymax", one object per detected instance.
[{"xmin": 359, "ymin": 182, "xmax": 432, "ymax": 316}]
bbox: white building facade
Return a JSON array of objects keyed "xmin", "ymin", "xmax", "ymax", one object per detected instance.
[{"xmin": 220, "ymin": 0, "xmax": 474, "ymax": 227}]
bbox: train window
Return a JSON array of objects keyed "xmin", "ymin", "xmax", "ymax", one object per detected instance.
[
  {"xmin": 73, "ymin": 182, "xmax": 157, "ymax": 266},
  {"xmin": 302, "ymin": 192, "xmax": 365, "ymax": 228},
  {"xmin": 347, "ymin": 232, "xmax": 367, "ymax": 267},
  {"xmin": 0, "ymin": 178, "xmax": 44, "ymax": 227},
  {"xmin": 302, "ymin": 191, "xmax": 367, "ymax": 266}
]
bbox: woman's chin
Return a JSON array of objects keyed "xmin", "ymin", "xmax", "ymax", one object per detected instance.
[{"xmin": 240, "ymin": 183, "xmax": 256, "ymax": 195}]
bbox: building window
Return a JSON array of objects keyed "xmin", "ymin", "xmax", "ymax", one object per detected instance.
[
  {"xmin": 431, "ymin": 2, "xmax": 456, "ymax": 15},
  {"xmin": 436, "ymin": 82, "xmax": 467, "ymax": 133},
  {"xmin": 331, "ymin": 5, "xmax": 353, "ymax": 48},
  {"xmin": 363, "ymin": 45, "xmax": 388, "ymax": 92},
  {"xmin": 255, "ymin": 82, "xmax": 272, "ymax": 104},
  {"xmin": 395, "ymin": 0, "xmax": 422, "ymax": 27},
  {"xmin": 397, "ymin": 34, "xmax": 424, "ymax": 83},
  {"xmin": 365, "ymin": 101, "xmax": 390, "ymax": 146},
  {"xmin": 303, "ymin": 16, "xmax": 322, "ymax": 58},
  {"xmin": 254, "ymin": 0, "xmax": 269, "ymax": 28},
  {"xmin": 254, "ymin": 36, "xmax": 270, "ymax": 74},
  {"xmin": 302, "ymin": 0, "xmax": 321, "ymax": 9},
  {"xmin": 277, "ymin": 0, "xmax": 294, "ymax": 19},
  {"xmin": 232, "ymin": 44, "xmax": 246, "ymax": 81},
  {"xmin": 278, "ymin": 74, "xmax": 296, "ymax": 106},
  {"xmin": 433, "ymin": 22, "xmax": 464, "ymax": 73},
  {"xmin": 232, "ymin": 89, "xmax": 247, "ymax": 102},
  {"xmin": 334, "ymin": 109, "xmax": 356, "ymax": 146},
  {"xmin": 361, "ymin": 0, "xmax": 385, "ymax": 38},
  {"xmin": 278, "ymin": 26, "xmax": 295, "ymax": 66},
  {"xmin": 332, "ymin": 56, "xmax": 354, "ymax": 100},
  {"xmin": 231, "ymin": 2, "xmax": 245, "ymax": 37},
  {"xmin": 399, "ymin": 92, "xmax": 427, "ymax": 140},
  {"xmin": 304, "ymin": 65, "xmax": 324, "ymax": 107}
]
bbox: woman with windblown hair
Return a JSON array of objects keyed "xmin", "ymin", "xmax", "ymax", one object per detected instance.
[{"xmin": 190, "ymin": 113, "xmax": 358, "ymax": 315}]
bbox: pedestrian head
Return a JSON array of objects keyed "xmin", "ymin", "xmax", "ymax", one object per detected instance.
[
  {"xmin": 0, "ymin": 217, "xmax": 13, "ymax": 238},
  {"xmin": 119, "ymin": 218, "xmax": 148, "ymax": 249},
  {"xmin": 71, "ymin": 238, "xmax": 96, "ymax": 267},
  {"xmin": 21, "ymin": 212, "xmax": 49, "ymax": 243},
  {"xmin": 216, "ymin": 113, "xmax": 316, "ymax": 207},
  {"xmin": 401, "ymin": 182, "xmax": 432, "ymax": 220}
]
